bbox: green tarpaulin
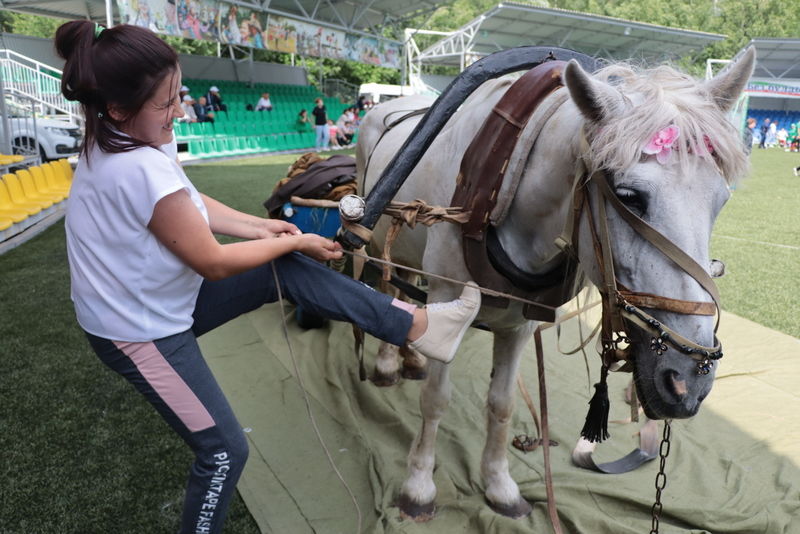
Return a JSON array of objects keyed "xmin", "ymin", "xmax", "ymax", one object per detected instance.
[{"xmin": 199, "ymin": 303, "xmax": 800, "ymax": 534}]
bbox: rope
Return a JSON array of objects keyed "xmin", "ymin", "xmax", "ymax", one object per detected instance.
[
  {"xmin": 339, "ymin": 249, "xmax": 559, "ymax": 312},
  {"xmin": 270, "ymin": 264, "xmax": 363, "ymax": 534}
]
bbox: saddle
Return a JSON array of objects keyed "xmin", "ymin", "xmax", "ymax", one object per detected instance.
[{"xmin": 450, "ymin": 60, "xmax": 583, "ymax": 322}]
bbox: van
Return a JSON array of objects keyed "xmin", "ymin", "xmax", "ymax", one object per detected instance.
[{"xmin": 358, "ymin": 83, "xmax": 415, "ymax": 105}]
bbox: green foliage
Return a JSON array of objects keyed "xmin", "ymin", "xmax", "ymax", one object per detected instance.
[
  {"xmin": 299, "ymin": 57, "xmax": 400, "ymax": 90},
  {"xmin": 4, "ymin": 12, "xmax": 64, "ymax": 39}
]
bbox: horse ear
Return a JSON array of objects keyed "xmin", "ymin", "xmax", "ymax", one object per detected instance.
[
  {"xmin": 563, "ymin": 59, "xmax": 625, "ymax": 123},
  {"xmin": 704, "ymin": 47, "xmax": 756, "ymax": 113}
]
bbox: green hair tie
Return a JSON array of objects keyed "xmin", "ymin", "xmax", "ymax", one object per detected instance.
[{"xmin": 94, "ymin": 23, "xmax": 104, "ymax": 39}]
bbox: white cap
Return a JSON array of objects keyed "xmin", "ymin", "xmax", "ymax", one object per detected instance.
[
  {"xmin": 183, "ymin": 95, "xmax": 193, "ymax": 102},
  {"xmin": 180, "ymin": 85, "xmax": 189, "ymax": 92},
  {"xmin": 209, "ymin": 86, "xmax": 219, "ymax": 92}
]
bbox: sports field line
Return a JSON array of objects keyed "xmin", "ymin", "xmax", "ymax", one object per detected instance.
[{"xmin": 714, "ymin": 234, "xmax": 800, "ymax": 251}]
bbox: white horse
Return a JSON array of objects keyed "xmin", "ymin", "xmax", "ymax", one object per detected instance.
[{"xmin": 356, "ymin": 50, "xmax": 755, "ymax": 519}]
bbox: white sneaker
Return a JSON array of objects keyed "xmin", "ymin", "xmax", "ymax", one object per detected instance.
[
  {"xmin": 794, "ymin": 168, "xmax": 799, "ymax": 177},
  {"xmin": 409, "ymin": 283, "xmax": 481, "ymax": 364}
]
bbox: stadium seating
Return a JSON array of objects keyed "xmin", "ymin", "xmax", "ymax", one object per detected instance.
[
  {"xmin": 747, "ymin": 108, "xmax": 800, "ymax": 131},
  {"xmin": 176, "ymin": 80, "xmax": 356, "ymax": 159},
  {"xmin": 0, "ymin": 158, "xmax": 73, "ymax": 243}
]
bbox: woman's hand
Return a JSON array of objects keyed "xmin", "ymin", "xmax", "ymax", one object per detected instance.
[
  {"xmin": 263, "ymin": 219, "xmax": 301, "ymax": 238},
  {"xmin": 295, "ymin": 233, "xmax": 343, "ymax": 262}
]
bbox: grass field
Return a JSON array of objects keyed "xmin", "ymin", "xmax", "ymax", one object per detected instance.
[{"xmin": 0, "ymin": 147, "xmax": 796, "ymax": 533}]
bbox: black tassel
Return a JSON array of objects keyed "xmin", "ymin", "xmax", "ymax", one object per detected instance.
[{"xmin": 580, "ymin": 368, "xmax": 610, "ymax": 443}]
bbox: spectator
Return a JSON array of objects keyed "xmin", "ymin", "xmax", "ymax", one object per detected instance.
[
  {"xmin": 337, "ymin": 121, "xmax": 355, "ymax": 147},
  {"xmin": 777, "ymin": 127, "xmax": 788, "ymax": 149},
  {"xmin": 180, "ymin": 95, "xmax": 197, "ymax": 122},
  {"xmin": 256, "ymin": 92, "xmax": 272, "ymax": 112},
  {"xmin": 758, "ymin": 118, "xmax": 770, "ymax": 149},
  {"xmin": 355, "ymin": 95, "xmax": 366, "ymax": 114},
  {"xmin": 295, "ymin": 109, "xmax": 312, "ymax": 133},
  {"xmin": 179, "ymin": 85, "xmax": 190, "ymax": 101},
  {"xmin": 327, "ymin": 119, "xmax": 339, "ymax": 148},
  {"xmin": 206, "ymin": 85, "xmax": 227, "ymax": 112},
  {"xmin": 194, "ymin": 96, "xmax": 215, "ymax": 123},
  {"xmin": 312, "ymin": 98, "xmax": 329, "ymax": 151}
]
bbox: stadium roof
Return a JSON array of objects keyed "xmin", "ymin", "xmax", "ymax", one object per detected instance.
[
  {"xmin": 744, "ymin": 38, "xmax": 800, "ymax": 80},
  {"xmin": 416, "ymin": 2, "xmax": 726, "ymax": 66},
  {"xmin": 0, "ymin": 0, "xmax": 449, "ymax": 41}
]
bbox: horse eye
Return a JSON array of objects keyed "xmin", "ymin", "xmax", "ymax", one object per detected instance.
[{"xmin": 614, "ymin": 187, "xmax": 647, "ymax": 216}]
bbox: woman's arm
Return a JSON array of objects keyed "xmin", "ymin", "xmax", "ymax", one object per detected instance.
[
  {"xmin": 201, "ymin": 193, "xmax": 299, "ymax": 239},
  {"xmin": 150, "ymin": 190, "xmax": 341, "ymax": 280}
]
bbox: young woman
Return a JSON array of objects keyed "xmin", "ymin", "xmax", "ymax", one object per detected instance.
[{"xmin": 55, "ymin": 21, "xmax": 479, "ymax": 534}]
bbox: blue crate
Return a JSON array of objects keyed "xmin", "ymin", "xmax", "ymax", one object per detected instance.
[{"xmin": 281, "ymin": 202, "xmax": 341, "ymax": 238}]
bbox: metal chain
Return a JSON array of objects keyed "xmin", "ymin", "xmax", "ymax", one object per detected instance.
[{"xmin": 650, "ymin": 420, "xmax": 672, "ymax": 534}]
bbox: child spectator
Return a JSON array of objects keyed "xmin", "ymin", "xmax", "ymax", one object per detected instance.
[
  {"xmin": 295, "ymin": 109, "xmax": 312, "ymax": 133},
  {"xmin": 256, "ymin": 92, "xmax": 272, "ymax": 112},
  {"xmin": 327, "ymin": 119, "xmax": 339, "ymax": 148},
  {"xmin": 337, "ymin": 121, "xmax": 355, "ymax": 146}
]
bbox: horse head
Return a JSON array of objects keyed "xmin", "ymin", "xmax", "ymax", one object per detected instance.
[{"xmin": 562, "ymin": 48, "xmax": 755, "ymax": 420}]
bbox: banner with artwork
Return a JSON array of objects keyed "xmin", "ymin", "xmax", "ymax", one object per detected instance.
[
  {"xmin": 344, "ymin": 35, "xmax": 400, "ymax": 69},
  {"xmin": 265, "ymin": 15, "xmax": 297, "ymax": 53},
  {"xmin": 116, "ymin": 0, "xmax": 399, "ymax": 67},
  {"xmin": 218, "ymin": 4, "xmax": 267, "ymax": 48}
]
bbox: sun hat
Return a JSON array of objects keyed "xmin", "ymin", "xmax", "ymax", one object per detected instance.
[
  {"xmin": 183, "ymin": 95, "xmax": 193, "ymax": 102},
  {"xmin": 209, "ymin": 86, "xmax": 219, "ymax": 92},
  {"xmin": 180, "ymin": 85, "xmax": 189, "ymax": 92}
]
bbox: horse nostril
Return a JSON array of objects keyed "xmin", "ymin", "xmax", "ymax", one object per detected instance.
[{"xmin": 665, "ymin": 370, "xmax": 688, "ymax": 400}]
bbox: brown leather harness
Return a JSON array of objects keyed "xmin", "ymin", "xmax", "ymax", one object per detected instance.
[
  {"xmin": 450, "ymin": 58, "xmax": 724, "ymax": 376},
  {"xmin": 451, "ymin": 60, "xmax": 581, "ymax": 323}
]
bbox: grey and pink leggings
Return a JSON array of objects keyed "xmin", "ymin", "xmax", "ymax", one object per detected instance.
[{"xmin": 86, "ymin": 252, "xmax": 415, "ymax": 533}]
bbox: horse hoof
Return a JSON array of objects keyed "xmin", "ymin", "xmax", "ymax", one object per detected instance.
[
  {"xmin": 487, "ymin": 496, "xmax": 533, "ymax": 519},
  {"xmin": 397, "ymin": 494, "xmax": 436, "ymax": 522},
  {"xmin": 401, "ymin": 365, "xmax": 427, "ymax": 381},
  {"xmin": 370, "ymin": 372, "xmax": 400, "ymax": 387}
]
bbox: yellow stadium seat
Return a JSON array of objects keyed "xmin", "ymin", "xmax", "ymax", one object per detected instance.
[
  {"xmin": 41, "ymin": 163, "xmax": 70, "ymax": 197},
  {"xmin": 0, "ymin": 154, "xmax": 23, "ymax": 166},
  {"xmin": 0, "ymin": 180, "xmax": 29, "ymax": 222},
  {"xmin": 10, "ymin": 170, "xmax": 55, "ymax": 208},
  {"xmin": 57, "ymin": 159, "xmax": 74, "ymax": 181},
  {"xmin": 0, "ymin": 175, "xmax": 41, "ymax": 216},
  {"xmin": 28, "ymin": 167, "xmax": 65, "ymax": 203}
]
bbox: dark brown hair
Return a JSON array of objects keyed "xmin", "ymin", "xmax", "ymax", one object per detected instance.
[{"xmin": 54, "ymin": 22, "xmax": 179, "ymax": 157}]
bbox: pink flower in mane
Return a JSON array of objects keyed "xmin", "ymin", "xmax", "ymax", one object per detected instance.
[{"xmin": 642, "ymin": 125, "xmax": 680, "ymax": 164}]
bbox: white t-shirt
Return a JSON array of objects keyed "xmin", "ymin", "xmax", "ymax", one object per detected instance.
[{"xmin": 66, "ymin": 143, "xmax": 208, "ymax": 342}]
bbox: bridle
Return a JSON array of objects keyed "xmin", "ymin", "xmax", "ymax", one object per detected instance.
[{"xmin": 557, "ymin": 133, "xmax": 724, "ymax": 377}]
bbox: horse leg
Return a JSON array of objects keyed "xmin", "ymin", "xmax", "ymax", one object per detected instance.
[
  {"xmin": 398, "ymin": 360, "xmax": 451, "ymax": 521},
  {"xmin": 398, "ymin": 271, "xmax": 427, "ymax": 380},
  {"xmin": 482, "ymin": 323, "xmax": 535, "ymax": 518},
  {"xmin": 372, "ymin": 342, "xmax": 401, "ymax": 386},
  {"xmin": 371, "ymin": 280, "xmax": 403, "ymax": 386}
]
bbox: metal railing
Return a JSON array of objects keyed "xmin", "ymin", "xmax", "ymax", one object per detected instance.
[
  {"xmin": 322, "ymin": 78, "xmax": 359, "ymax": 105},
  {"xmin": 0, "ymin": 91, "xmax": 41, "ymax": 167},
  {"xmin": 0, "ymin": 49, "xmax": 82, "ymax": 124}
]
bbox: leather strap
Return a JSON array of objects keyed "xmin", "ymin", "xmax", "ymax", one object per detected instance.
[{"xmin": 571, "ymin": 419, "xmax": 660, "ymax": 473}]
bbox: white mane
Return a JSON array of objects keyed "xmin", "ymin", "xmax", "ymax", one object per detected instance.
[{"xmin": 585, "ymin": 63, "xmax": 749, "ymax": 185}]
